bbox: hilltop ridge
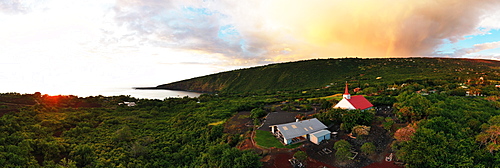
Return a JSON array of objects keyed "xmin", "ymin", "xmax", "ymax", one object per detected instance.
[{"xmin": 150, "ymin": 58, "xmax": 500, "ymax": 93}]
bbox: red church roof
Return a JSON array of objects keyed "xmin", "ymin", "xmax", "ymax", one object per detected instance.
[{"xmin": 347, "ymin": 95, "xmax": 373, "ymax": 110}]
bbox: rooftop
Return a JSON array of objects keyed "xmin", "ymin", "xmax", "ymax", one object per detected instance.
[
  {"xmin": 347, "ymin": 95, "xmax": 373, "ymax": 110},
  {"xmin": 272, "ymin": 118, "xmax": 328, "ymax": 140}
]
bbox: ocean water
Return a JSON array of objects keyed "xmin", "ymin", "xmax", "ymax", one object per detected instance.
[
  {"xmin": 105, "ymin": 88, "xmax": 203, "ymax": 100},
  {"xmin": 127, "ymin": 89, "xmax": 203, "ymax": 99}
]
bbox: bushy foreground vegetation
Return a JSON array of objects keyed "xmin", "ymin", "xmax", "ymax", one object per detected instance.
[
  {"xmin": 0, "ymin": 93, "xmax": 269, "ymax": 167},
  {"xmin": 393, "ymin": 93, "xmax": 500, "ymax": 167}
]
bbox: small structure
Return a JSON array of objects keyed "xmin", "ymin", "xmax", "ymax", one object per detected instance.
[
  {"xmin": 119, "ymin": 102, "xmax": 137, "ymax": 107},
  {"xmin": 386, "ymin": 153, "xmax": 393, "ymax": 162},
  {"xmin": 270, "ymin": 118, "xmax": 330, "ymax": 145},
  {"xmin": 288, "ymin": 158, "xmax": 304, "ymax": 168},
  {"xmin": 310, "ymin": 130, "xmax": 331, "ymax": 145},
  {"xmin": 333, "ymin": 82, "xmax": 373, "ymax": 110}
]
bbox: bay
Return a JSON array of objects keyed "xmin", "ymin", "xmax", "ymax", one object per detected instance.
[
  {"xmin": 95, "ymin": 88, "xmax": 203, "ymax": 100},
  {"xmin": 127, "ymin": 89, "xmax": 203, "ymax": 99}
]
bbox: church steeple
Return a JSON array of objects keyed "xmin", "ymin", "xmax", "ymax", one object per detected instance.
[{"xmin": 343, "ymin": 81, "xmax": 351, "ymax": 99}]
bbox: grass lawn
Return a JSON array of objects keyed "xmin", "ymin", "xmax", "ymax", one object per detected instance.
[{"xmin": 255, "ymin": 130, "xmax": 302, "ymax": 149}]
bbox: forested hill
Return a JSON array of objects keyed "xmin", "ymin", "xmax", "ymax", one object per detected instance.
[{"xmin": 156, "ymin": 58, "xmax": 500, "ymax": 93}]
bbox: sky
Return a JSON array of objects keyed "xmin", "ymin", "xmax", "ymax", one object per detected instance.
[{"xmin": 1, "ymin": 0, "xmax": 500, "ymax": 96}]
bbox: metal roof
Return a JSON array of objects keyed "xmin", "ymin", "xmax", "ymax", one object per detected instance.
[{"xmin": 272, "ymin": 118, "xmax": 328, "ymax": 140}]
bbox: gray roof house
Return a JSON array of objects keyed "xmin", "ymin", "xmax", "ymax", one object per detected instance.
[{"xmin": 270, "ymin": 118, "xmax": 331, "ymax": 145}]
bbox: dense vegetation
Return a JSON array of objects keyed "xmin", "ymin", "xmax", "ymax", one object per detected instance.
[
  {"xmin": 157, "ymin": 58, "xmax": 500, "ymax": 93},
  {"xmin": 2, "ymin": 58, "xmax": 500, "ymax": 167},
  {"xmin": 0, "ymin": 93, "xmax": 269, "ymax": 167},
  {"xmin": 312, "ymin": 81, "xmax": 500, "ymax": 167},
  {"xmin": 393, "ymin": 93, "xmax": 500, "ymax": 167}
]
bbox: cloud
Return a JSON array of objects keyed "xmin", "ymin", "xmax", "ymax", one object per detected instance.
[
  {"xmin": 0, "ymin": 0, "xmax": 32, "ymax": 14},
  {"xmin": 111, "ymin": 1, "xmax": 250, "ymax": 61},
  {"xmin": 110, "ymin": 0, "xmax": 500, "ymax": 65},
  {"xmin": 267, "ymin": 0, "xmax": 500, "ymax": 57},
  {"xmin": 479, "ymin": 10, "xmax": 500, "ymax": 30},
  {"xmin": 452, "ymin": 41, "xmax": 500, "ymax": 56}
]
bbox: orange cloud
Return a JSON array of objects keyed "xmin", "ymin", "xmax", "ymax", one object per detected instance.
[{"xmin": 262, "ymin": 0, "xmax": 500, "ymax": 59}]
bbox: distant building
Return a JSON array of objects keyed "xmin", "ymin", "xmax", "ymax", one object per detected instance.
[
  {"xmin": 333, "ymin": 82, "xmax": 373, "ymax": 110},
  {"xmin": 120, "ymin": 102, "xmax": 136, "ymax": 107},
  {"xmin": 270, "ymin": 118, "xmax": 331, "ymax": 145}
]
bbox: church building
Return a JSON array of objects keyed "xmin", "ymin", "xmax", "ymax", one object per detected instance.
[{"xmin": 333, "ymin": 82, "xmax": 373, "ymax": 110}]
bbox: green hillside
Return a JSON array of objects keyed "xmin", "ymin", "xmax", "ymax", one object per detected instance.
[{"xmin": 156, "ymin": 58, "xmax": 500, "ymax": 93}]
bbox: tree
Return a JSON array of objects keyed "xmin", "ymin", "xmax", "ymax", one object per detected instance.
[
  {"xmin": 394, "ymin": 93, "xmax": 431, "ymax": 122},
  {"xmin": 449, "ymin": 88, "xmax": 466, "ymax": 96},
  {"xmin": 333, "ymin": 140, "xmax": 351, "ymax": 151},
  {"xmin": 361, "ymin": 142, "xmax": 376, "ymax": 155},
  {"xmin": 394, "ymin": 125, "xmax": 416, "ymax": 142},
  {"xmin": 293, "ymin": 151, "xmax": 307, "ymax": 162},
  {"xmin": 319, "ymin": 99, "xmax": 333, "ymax": 110},
  {"xmin": 476, "ymin": 125, "xmax": 500, "ymax": 153},
  {"xmin": 383, "ymin": 117, "xmax": 395, "ymax": 131},
  {"xmin": 362, "ymin": 87, "xmax": 378, "ymax": 96},
  {"xmin": 334, "ymin": 140, "xmax": 352, "ymax": 161},
  {"xmin": 352, "ymin": 125, "xmax": 371, "ymax": 137},
  {"xmin": 300, "ymin": 104, "xmax": 313, "ymax": 111},
  {"xmin": 396, "ymin": 117, "xmax": 476, "ymax": 167},
  {"xmin": 130, "ymin": 141, "xmax": 149, "ymax": 158},
  {"xmin": 114, "ymin": 126, "xmax": 133, "ymax": 142},
  {"xmin": 234, "ymin": 151, "xmax": 262, "ymax": 168},
  {"xmin": 58, "ymin": 158, "xmax": 77, "ymax": 168},
  {"xmin": 70, "ymin": 144, "xmax": 96, "ymax": 167},
  {"xmin": 250, "ymin": 108, "xmax": 266, "ymax": 119},
  {"xmin": 337, "ymin": 109, "xmax": 374, "ymax": 131}
]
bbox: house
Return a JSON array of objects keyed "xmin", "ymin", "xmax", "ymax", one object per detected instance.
[
  {"xmin": 270, "ymin": 118, "xmax": 331, "ymax": 145},
  {"xmin": 119, "ymin": 102, "xmax": 137, "ymax": 107},
  {"xmin": 333, "ymin": 82, "xmax": 373, "ymax": 110}
]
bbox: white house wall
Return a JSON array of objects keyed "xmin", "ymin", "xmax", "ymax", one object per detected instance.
[
  {"xmin": 333, "ymin": 99, "xmax": 355, "ymax": 109},
  {"xmin": 311, "ymin": 134, "xmax": 331, "ymax": 145},
  {"xmin": 310, "ymin": 135, "xmax": 319, "ymax": 145}
]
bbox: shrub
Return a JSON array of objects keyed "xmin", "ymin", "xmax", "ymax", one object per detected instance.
[
  {"xmin": 334, "ymin": 140, "xmax": 352, "ymax": 161},
  {"xmin": 361, "ymin": 142, "xmax": 376, "ymax": 155},
  {"xmin": 352, "ymin": 125, "xmax": 371, "ymax": 136},
  {"xmin": 250, "ymin": 108, "xmax": 266, "ymax": 119},
  {"xmin": 383, "ymin": 117, "xmax": 395, "ymax": 131},
  {"xmin": 294, "ymin": 151, "xmax": 307, "ymax": 162}
]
